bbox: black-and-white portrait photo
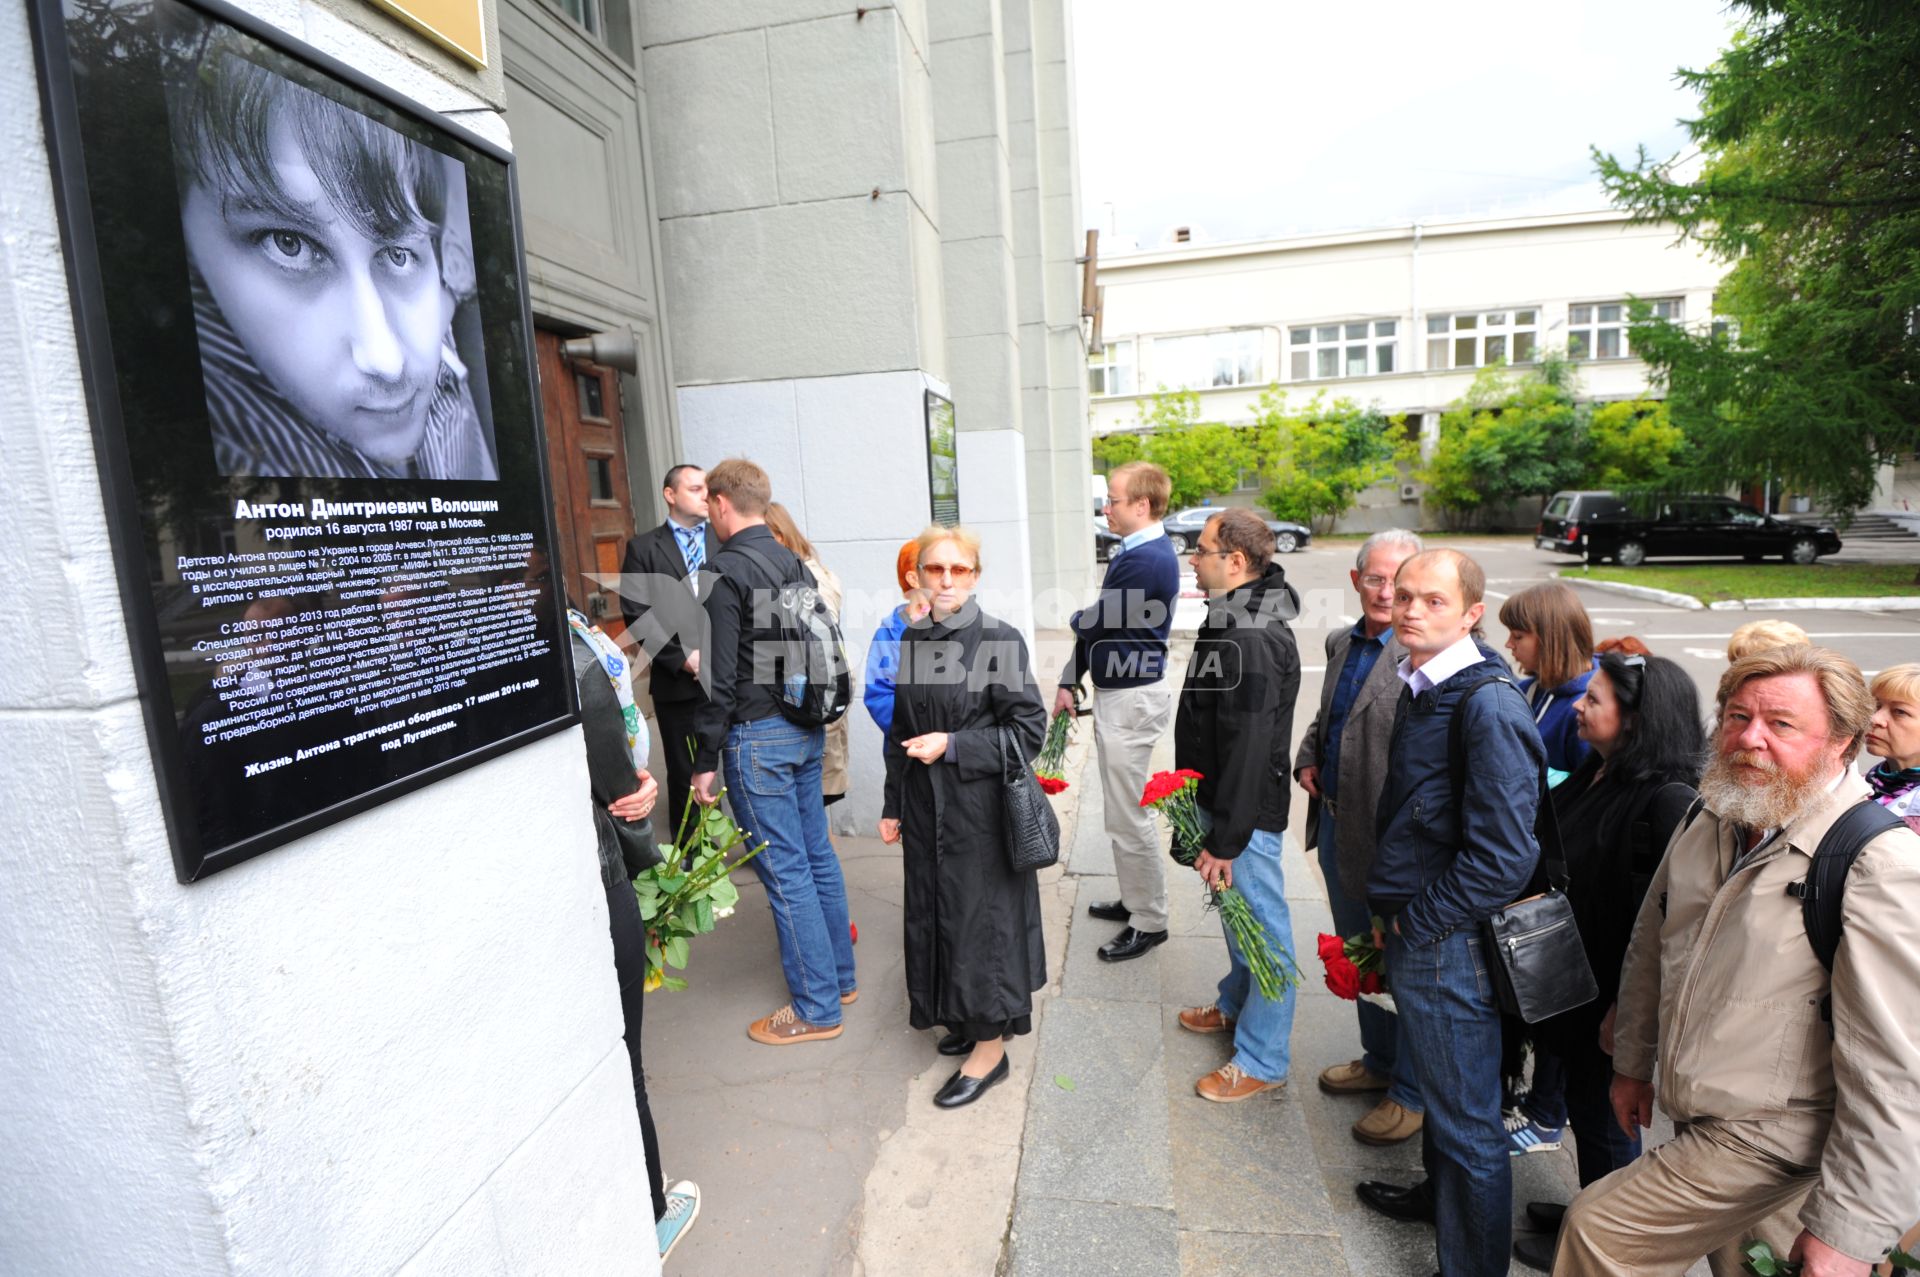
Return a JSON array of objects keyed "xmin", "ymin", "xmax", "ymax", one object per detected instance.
[{"xmin": 165, "ymin": 35, "xmax": 498, "ymax": 480}]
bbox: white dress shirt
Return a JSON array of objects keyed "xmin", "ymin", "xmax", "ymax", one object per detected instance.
[{"xmin": 1397, "ymin": 632, "xmax": 1485, "ymax": 697}]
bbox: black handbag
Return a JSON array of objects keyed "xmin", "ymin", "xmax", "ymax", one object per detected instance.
[
  {"xmin": 1481, "ymin": 783, "xmax": 1598, "ymax": 1024},
  {"xmin": 999, "ymin": 724, "xmax": 1060, "ymax": 873}
]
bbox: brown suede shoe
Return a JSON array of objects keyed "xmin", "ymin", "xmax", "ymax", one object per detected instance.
[
  {"xmin": 1317, "ymin": 1058, "xmax": 1390, "ymax": 1094},
  {"xmin": 1196, "ymin": 1063, "xmax": 1286, "ymax": 1103},
  {"xmin": 1352, "ymin": 1097, "xmax": 1423, "ymax": 1145},
  {"xmin": 747, "ymin": 1005, "xmax": 844, "ymax": 1045},
  {"xmin": 840, "ymin": 989, "xmax": 859, "ymax": 1005},
  {"xmin": 1177, "ymin": 1003, "xmax": 1236, "ymax": 1035}
]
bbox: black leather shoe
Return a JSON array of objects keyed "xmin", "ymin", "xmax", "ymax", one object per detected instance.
[
  {"xmin": 934, "ymin": 1054, "xmax": 1009, "ymax": 1108},
  {"xmin": 1525, "ymin": 1200, "xmax": 1567, "ymax": 1233},
  {"xmin": 1097, "ymin": 927, "xmax": 1169, "ymax": 962},
  {"xmin": 937, "ymin": 1032, "xmax": 974, "ymax": 1056},
  {"xmin": 1513, "ymin": 1232, "xmax": 1555, "ymax": 1271},
  {"xmin": 1354, "ymin": 1178, "xmax": 1435, "ymax": 1226},
  {"xmin": 1086, "ymin": 899, "xmax": 1129, "ymax": 923}
]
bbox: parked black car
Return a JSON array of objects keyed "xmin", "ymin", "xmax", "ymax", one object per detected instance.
[
  {"xmin": 1536, "ymin": 490, "xmax": 1843, "ymax": 566},
  {"xmin": 1093, "ymin": 520, "xmax": 1121, "ymax": 562},
  {"xmin": 1161, "ymin": 506, "xmax": 1311, "ymax": 554}
]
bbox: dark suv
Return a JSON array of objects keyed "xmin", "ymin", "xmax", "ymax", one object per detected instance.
[{"xmin": 1536, "ymin": 490, "xmax": 1842, "ymax": 566}]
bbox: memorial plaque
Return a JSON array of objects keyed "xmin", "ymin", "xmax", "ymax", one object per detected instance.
[
  {"xmin": 925, "ymin": 389, "xmax": 959, "ymax": 525},
  {"xmin": 30, "ymin": 0, "xmax": 576, "ymax": 880}
]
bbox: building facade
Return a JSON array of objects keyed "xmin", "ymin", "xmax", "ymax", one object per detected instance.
[
  {"xmin": 4, "ymin": 0, "xmax": 1091, "ymax": 1272},
  {"xmin": 512, "ymin": 0, "xmax": 1095, "ymax": 832},
  {"xmin": 1090, "ymin": 209, "xmax": 1920, "ymax": 527}
]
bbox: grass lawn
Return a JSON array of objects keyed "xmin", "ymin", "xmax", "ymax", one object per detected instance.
[{"xmin": 1567, "ymin": 562, "xmax": 1920, "ymax": 603}]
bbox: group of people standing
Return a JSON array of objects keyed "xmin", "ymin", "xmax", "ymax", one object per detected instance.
[
  {"xmin": 568, "ymin": 452, "xmax": 1920, "ymax": 1276},
  {"xmin": 1312, "ymin": 551, "xmax": 1920, "ymax": 1277}
]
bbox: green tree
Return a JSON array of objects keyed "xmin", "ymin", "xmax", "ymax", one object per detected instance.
[
  {"xmin": 1422, "ymin": 356, "xmax": 1584, "ymax": 524},
  {"xmin": 1246, "ymin": 390, "xmax": 1415, "ymax": 531},
  {"xmin": 1583, "ymin": 399, "xmax": 1686, "ymax": 489},
  {"xmin": 1090, "ymin": 432, "xmax": 1144, "ymax": 473},
  {"xmin": 1128, "ymin": 390, "xmax": 1253, "ymax": 508},
  {"xmin": 1595, "ymin": 0, "xmax": 1920, "ymax": 515}
]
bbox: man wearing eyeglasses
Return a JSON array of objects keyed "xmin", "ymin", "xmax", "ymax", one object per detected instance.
[
  {"xmin": 1056, "ymin": 461, "xmax": 1182, "ymax": 962},
  {"xmin": 1297, "ymin": 530, "xmax": 1428, "ymax": 1148}
]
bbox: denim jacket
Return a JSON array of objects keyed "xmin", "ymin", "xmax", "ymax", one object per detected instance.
[{"xmin": 1367, "ymin": 645, "xmax": 1546, "ymax": 946}]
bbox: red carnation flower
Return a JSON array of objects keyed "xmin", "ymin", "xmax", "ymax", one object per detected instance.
[
  {"xmin": 1139, "ymin": 771, "xmax": 1185, "ymax": 807},
  {"xmin": 1316, "ymin": 933, "xmax": 1347, "ymax": 964},
  {"xmin": 1323, "ymin": 953, "xmax": 1361, "ymax": 1000},
  {"xmin": 1037, "ymin": 775, "xmax": 1068, "ymax": 795},
  {"xmin": 1358, "ymin": 971, "xmax": 1384, "ymax": 995}
]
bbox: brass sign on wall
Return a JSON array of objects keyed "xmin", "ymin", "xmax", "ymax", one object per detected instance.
[{"xmin": 364, "ymin": 0, "xmax": 488, "ymax": 68}]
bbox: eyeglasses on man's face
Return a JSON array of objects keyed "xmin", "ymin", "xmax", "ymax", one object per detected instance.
[{"xmin": 1359, "ymin": 574, "xmax": 1393, "ymax": 590}]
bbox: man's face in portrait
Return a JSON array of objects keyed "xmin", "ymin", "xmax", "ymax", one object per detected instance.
[{"xmin": 180, "ymin": 114, "xmax": 451, "ymax": 468}]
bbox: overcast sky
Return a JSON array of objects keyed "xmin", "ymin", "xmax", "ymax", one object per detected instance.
[{"xmin": 1073, "ymin": 0, "xmax": 1739, "ymax": 250}]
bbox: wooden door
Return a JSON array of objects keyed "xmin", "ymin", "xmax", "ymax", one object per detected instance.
[{"xmin": 537, "ymin": 329, "xmax": 636, "ymax": 642}]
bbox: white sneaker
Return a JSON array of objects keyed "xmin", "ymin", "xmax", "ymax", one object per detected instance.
[{"xmin": 657, "ymin": 1180, "xmax": 700, "ymax": 1261}]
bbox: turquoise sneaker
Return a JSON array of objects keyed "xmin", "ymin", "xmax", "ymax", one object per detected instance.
[{"xmin": 657, "ymin": 1180, "xmax": 700, "ymax": 1261}]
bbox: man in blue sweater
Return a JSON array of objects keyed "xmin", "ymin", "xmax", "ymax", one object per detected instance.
[
  {"xmin": 1357, "ymin": 548, "xmax": 1545, "ymax": 1276},
  {"xmin": 1055, "ymin": 462, "xmax": 1182, "ymax": 962}
]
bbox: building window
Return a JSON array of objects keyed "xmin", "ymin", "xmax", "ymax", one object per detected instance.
[
  {"xmin": 1569, "ymin": 297, "xmax": 1683, "ymax": 360},
  {"xmin": 1088, "ymin": 339, "xmax": 1136, "ymax": 396},
  {"xmin": 1150, "ymin": 329, "xmax": 1263, "ymax": 390},
  {"xmin": 551, "ymin": 0, "xmax": 603, "ymax": 36},
  {"xmin": 1288, "ymin": 319, "xmax": 1397, "ymax": 381},
  {"xmin": 1425, "ymin": 309, "xmax": 1537, "ymax": 370}
]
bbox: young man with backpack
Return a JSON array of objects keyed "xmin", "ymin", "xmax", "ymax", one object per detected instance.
[
  {"xmin": 690, "ymin": 458, "xmax": 856, "ymax": 1045},
  {"xmin": 1558, "ymin": 644, "xmax": 1920, "ymax": 1277}
]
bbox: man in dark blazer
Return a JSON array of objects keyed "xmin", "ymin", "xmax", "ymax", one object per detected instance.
[
  {"xmin": 1296, "ymin": 529, "xmax": 1425, "ymax": 1147},
  {"xmin": 619, "ymin": 464, "xmax": 720, "ymax": 838}
]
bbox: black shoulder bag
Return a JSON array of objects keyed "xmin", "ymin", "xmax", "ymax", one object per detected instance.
[
  {"xmin": 1450, "ymin": 675, "xmax": 1599, "ymax": 1024},
  {"xmin": 999, "ymin": 724, "xmax": 1060, "ymax": 873}
]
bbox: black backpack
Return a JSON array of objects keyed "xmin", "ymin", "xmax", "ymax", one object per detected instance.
[
  {"xmin": 1672, "ymin": 794, "xmax": 1906, "ymax": 1034},
  {"xmin": 730, "ymin": 544, "xmax": 851, "ymax": 728}
]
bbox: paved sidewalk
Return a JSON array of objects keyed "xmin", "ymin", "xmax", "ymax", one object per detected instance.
[
  {"xmin": 641, "ymin": 622, "xmax": 1695, "ymax": 1275},
  {"xmin": 1005, "ymin": 724, "xmax": 1599, "ymax": 1277}
]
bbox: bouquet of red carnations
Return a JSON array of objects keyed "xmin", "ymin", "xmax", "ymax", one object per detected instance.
[
  {"xmin": 1316, "ymin": 925, "xmax": 1388, "ymax": 1002},
  {"xmin": 1139, "ymin": 769, "xmax": 1301, "ymax": 1000},
  {"xmin": 1034, "ymin": 708, "xmax": 1074, "ymax": 795}
]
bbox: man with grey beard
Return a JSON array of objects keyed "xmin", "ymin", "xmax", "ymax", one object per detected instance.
[{"xmin": 1556, "ymin": 644, "xmax": 1920, "ymax": 1277}]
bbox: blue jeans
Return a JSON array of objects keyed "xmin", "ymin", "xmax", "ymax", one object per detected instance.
[
  {"xmin": 1388, "ymin": 926, "xmax": 1510, "ymax": 1277},
  {"xmin": 723, "ymin": 716, "xmax": 855, "ymax": 1027},
  {"xmin": 1211, "ymin": 828, "xmax": 1297, "ymax": 1084},
  {"xmin": 1318, "ymin": 811, "xmax": 1423, "ymax": 1114}
]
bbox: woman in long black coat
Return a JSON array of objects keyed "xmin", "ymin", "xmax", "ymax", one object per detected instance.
[{"xmin": 879, "ymin": 525, "xmax": 1048, "ymax": 1110}]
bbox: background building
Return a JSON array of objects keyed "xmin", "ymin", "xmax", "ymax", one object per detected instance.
[{"xmin": 1090, "ymin": 208, "xmax": 1920, "ymax": 527}]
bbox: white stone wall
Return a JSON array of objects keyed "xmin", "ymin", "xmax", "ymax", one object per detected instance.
[
  {"xmin": 641, "ymin": 5, "xmax": 946, "ymax": 385},
  {"xmin": 677, "ymin": 370, "xmax": 943, "ymax": 834},
  {"xmin": 0, "ymin": 3, "xmax": 657, "ymax": 1273}
]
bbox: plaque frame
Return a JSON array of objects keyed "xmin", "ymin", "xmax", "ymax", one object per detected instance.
[{"xmin": 28, "ymin": 0, "xmax": 580, "ymax": 882}]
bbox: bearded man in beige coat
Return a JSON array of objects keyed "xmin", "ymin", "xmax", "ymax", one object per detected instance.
[{"xmin": 1557, "ymin": 644, "xmax": 1920, "ymax": 1277}]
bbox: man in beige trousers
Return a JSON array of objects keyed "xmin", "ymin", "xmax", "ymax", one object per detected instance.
[
  {"xmin": 1056, "ymin": 462, "xmax": 1182, "ymax": 962},
  {"xmin": 1557, "ymin": 644, "xmax": 1920, "ymax": 1276}
]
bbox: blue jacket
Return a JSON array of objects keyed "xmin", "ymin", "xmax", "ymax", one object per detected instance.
[
  {"xmin": 1060, "ymin": 535, "xmax": 1180, "ymax": 690},
  {"xmin": 1368, "ymin": 645, "xmax": 1547, "ymax": 946},
  {"xmin": 863, "ymin": 604, "xmax": 912, "ymax": 743},
  {"xmin": 1520, "ymin": 660, "xmax": 1595, "ymax": 774}
]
